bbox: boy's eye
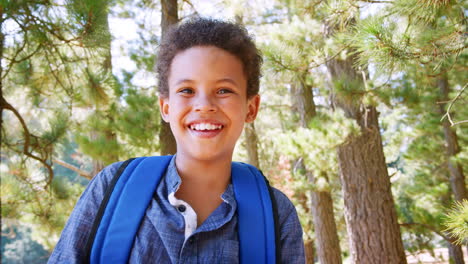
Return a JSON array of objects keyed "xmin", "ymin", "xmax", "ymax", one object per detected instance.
[
  {"xmin": 178, "ymin": 88, "xmax": 194, "ymax": 94},
  {"xmin": 218, "ymin": 88, "xmax": 233, "ymax": 94}
]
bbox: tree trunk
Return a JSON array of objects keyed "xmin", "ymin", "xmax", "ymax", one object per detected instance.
[
  {"xmin": 304, "ymin": 240, "xmax": 315, "ymax": 264},
  {"xmin": 161, "ymin": 0, "xmax": 178, "ymax": 35},
  {"xmin": 336, "ymin": 106, "xmax": 407, "ymax": 264},
  {"xmin": 310, "ymin": 179, "xmax": 342, "ymax": 263},
  {"xmin": 159, "ymin": 0, "xmax": 178, "ymax": 155},
  {"xmin": 292, "ymin": 75, "xmax": 316, "ymax": 127},
  {"xmin": 448, "ymin": 241, "xmax": 465, "ymax": 264},
  {"xmin": 326, "ymin": 54, "xmax": 407, "ymax": 263},
  {"xmin": 437, "ymin": 74, "xmax": 467, "ymax": 202},
  {"xmin": 233, "ymin": 15, "xmax": 260, "ymax": 169},
  {"xmin": 292, "ymin": 74, "xmax": 342, "ymax": 264},
  {"xmin": 245, "ymin": 122, "xmax": 260, "ymax": 168}
]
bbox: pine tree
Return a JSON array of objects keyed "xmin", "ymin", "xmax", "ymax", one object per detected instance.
[
  {"xmin": 348, "ymin": 0, "xmax": 466, "ymax": 262},
  {"xmin": 321, "ymin": 1, "xmax": 408, "ymax": 262}
]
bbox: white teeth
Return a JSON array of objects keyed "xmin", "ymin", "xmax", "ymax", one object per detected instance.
[{"xmin": 190, "ymin": 123, "xmax": 223, "ymax": 131}]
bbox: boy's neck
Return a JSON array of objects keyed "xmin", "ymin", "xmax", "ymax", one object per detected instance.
[{"xmin": 174, "ymin": 153, "xmax": 232, "ymax": 190}]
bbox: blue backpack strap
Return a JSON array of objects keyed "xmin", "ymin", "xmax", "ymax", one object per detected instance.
[
  {"xmin": 231, "ymin": 162, "xmax": 277, "ymax": 264},
  {"xmin": 88, "ymin": 155, "xmax": 173, "ymax": 264},
  {"xmin": 84, "ymin": 158, "xmax": 136, "ymax": 263}
]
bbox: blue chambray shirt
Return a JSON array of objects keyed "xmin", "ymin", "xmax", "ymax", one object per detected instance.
[{"xmin": 48, "ymin": 156, "xmax": 305, "ymax": 263}]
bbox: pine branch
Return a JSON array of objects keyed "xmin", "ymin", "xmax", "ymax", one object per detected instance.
[
  {"xmin": 42, "ymin": 48, "xmax": 70, "ymax": 92},
  {"xmin": 268, "ymin": 45, "xmax": 350, "ymax": 73},
  {"xmin": 0, "ymin": 96, "xmax": 54, "ymax": 187},
  {"xmin": 311, "ymin": 45, "xmax": 350, "ymax": 68},
  {"xmin": 400, "ymin": 222, "xmax": 455, "ymax": 243},
  {"xmin": 268, "ymin": 54, "xmax": 299, "ymax": 72},
  {"xmin": 53, "ymin": 159, "xmax": 92, "ymax": 179},
  {"xmin": 440, "ymin": 83, "xmax": 467, "ymax": 126}
]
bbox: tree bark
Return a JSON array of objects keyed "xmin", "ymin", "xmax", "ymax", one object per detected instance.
[
  {"xmin": 292, "ymin": 75, "xmax": 316, "ymax": 128},
  {"xmin": 448, "ymin": 240, "xmax": 466, "ymax": 264},
  {"xmin": 326, "ymin": 54, "xmax": 407, "ymax": 263},
  {"xmin": 304, "ymin": 240, "xmax": 315, "ymax": 264},
  {"xmin": 292, "ymin": 74, "xmax": 342, "ymax": 264},
  {"xmin": 159, "ymin": 0, "xmax": 178, "ymax": 155},
  {"xmin": 161, "ymin": 0, "xmax": 178, "ymax": 35},
  {"xmin": 245, "ymin": 123, "xmax": 260, "ymax": 168},
  {"xmin": 309, "ymin": 176, "xmax": 342, "ymax": 263},
  {"xmin": 336, "ymin": 106, "xmax": 407, "ymax": 264}
]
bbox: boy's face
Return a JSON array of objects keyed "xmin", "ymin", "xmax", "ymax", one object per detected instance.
[{"xmin": 159, "ymin": 46, "xmax": 260, "ymax": 162}]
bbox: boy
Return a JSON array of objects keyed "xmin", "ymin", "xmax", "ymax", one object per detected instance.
[{"xmin": 49, "ymin": 18, "xmax": 305, "ymax": 263}]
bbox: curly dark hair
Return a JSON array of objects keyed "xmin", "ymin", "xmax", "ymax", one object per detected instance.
[{"xmin": 156, "ymin": 17, "xmax": 262, "ymax": 98}]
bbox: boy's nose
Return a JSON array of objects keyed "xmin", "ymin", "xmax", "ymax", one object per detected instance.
[{"xmin": 194, "ymin": 94, "xmax": 217, "ymax": 113}]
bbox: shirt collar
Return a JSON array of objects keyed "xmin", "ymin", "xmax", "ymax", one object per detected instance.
[{"xmin": 165, "ymin": 155, "xmax": 182, "ymax": 194}]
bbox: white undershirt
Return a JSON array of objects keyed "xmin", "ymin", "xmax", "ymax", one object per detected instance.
[{"xmin": 168, "ymin": 192, "xmax": 198, "ymax": 241}]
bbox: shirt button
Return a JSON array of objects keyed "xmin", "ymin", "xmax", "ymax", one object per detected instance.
[
  {"xmin": 188, "ymin": 237, "xmax": 195, "ymax": 243},
  {"xmin": 177, "ymin": 205, "xmax": 186, "ymax": 213}
]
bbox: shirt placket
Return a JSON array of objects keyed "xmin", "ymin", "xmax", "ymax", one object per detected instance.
[{"xmin": 179, "ymin": 234, "xmax": 198, "ymax": 263}]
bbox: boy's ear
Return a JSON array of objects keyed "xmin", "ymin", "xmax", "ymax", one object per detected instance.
[
  {"xmin": 245, "ymin": 95, "xmax": 260, "ymax": 123},
  {"xmin": 159, "ymin": 97, "xmax": 170, "ymax": 122}
]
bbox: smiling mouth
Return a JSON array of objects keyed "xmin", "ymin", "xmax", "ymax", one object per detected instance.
[{"xmin": 189, "ymin": 123, "xmax": 224, "ymax": 131}]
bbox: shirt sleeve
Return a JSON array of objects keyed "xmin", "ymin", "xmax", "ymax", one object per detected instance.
[
  {"xmin": 47, "ymin": 162, "xmax": 122, "ymax": 263},
  {"xmin": 271, "ymin": 188, "xmax": 306, "ymax": 264}
]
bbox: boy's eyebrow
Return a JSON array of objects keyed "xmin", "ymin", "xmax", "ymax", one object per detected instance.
[
  {"xmin": 216, "ymin": 78, "xmax": 239, "ymax": 86},
  {"xmin": 175, "ymin": 78, "xmax": 240, "ymax": 86},
  {"xmin": 175, "ymin": 79, "xmax": 195, "ymax": 86}
]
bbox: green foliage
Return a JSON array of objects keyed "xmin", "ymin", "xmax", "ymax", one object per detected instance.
[
  {"xmin": 1, "ymin": 174, "xmax": 32, "ymax": 219},
  {"xmin": 1, "ymin": 165, "xmax": 85, "ymax": 250},
  {"xmin": 391, "ymin": 0, "xmax": 461, "ymax": 24},
  {"xmin": 81, "ymin": 67, "xmax": 114, "ymax": 106},
  {"xmin": 348, "ymin": 0, "xmax": 466, "ymax": 76},
  {"xmin": 324, "ymin": 0, "xmax": 358, "ymax": 31},
  {"xmin": 275, "ymin": 109, "xmax": 360, "ymax": 185},
  {"xmin": 115, "ymin": 88, "xmax": 160, "ymax": 156},
  {"xmin": 41, "ymin": 111, "xmax": 70, "ymax": 145},
  {"xmin": 444, "ymin": 200, "xmax": 468, "ymax": 245},
  {"xmin": 75, "ymin": 128, "xmax": 120, "ymax": 165},
  {"xmin": 332, "ymin": 77, "xmax": 366, "ymax": 107},
  {"xmin": 66, "ymin": 0, "xmax": 112, "ymax": 48}
]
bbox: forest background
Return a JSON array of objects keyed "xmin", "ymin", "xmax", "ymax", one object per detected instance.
[{"xmin": 1, "ymin": 0, "xmax": 467, "ymax": 263}]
